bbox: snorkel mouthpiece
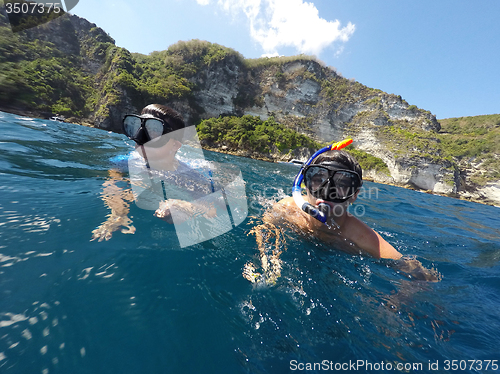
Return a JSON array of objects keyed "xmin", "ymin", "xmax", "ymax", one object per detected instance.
[
  {"xmin": 131, "ymin": 127, "xmax": 149, "ymax": 146},
  {"xmin": 292, "ymin": 184, "xmax": 327, "ymax": 223},
  {"xmin": 292, "ymin": 138, "xmax": 354, "ymax": 223}
]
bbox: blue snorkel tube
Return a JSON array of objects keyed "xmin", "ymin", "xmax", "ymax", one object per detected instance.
[{"xmin": 292, "ymin": 138, "xmax": 353, "ymax": 223}]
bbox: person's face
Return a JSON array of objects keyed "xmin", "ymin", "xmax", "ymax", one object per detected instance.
[
  {"xmin": 137, "ymin": 137, "xmax": 182, "ymax": 165},
  {"xmin": 306, "ymin": 189, "xmax": 359, "ymax": 217}
]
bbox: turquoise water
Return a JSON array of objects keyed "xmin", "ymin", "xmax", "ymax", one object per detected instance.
[{"xmin": 1, "ymin": 111, "xmax": 499, "ymax": 374}]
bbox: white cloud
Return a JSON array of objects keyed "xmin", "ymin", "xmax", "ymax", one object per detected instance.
[
  {"xmin": 261, "ymin": 52, "xmax": 282, "ymax": 58},
  {"xmin": 195, "ymin": 0, "xmax": 211, "ymax": 5},
  {"xmin": 209, "ymin": 0, "xmax": 355, "ymax": 56}
]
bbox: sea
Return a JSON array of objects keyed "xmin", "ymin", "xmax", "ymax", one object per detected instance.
[{"xmin": 0, "ymin": 111, "xmax": 499, "ymax": 374}]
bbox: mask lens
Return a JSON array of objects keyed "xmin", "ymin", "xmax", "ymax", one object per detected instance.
[
  {"xmin": 304, "ymin": 166, "xmax": 361, "ymax": 202},
  {"xmin": 332, "ymin": 171, "xmax": 360, "ymax": 199},
  {"xmin": 304, "ymin": 166, "xmax": 329, "ymax": 191},
  {"xmin": 144, "ymin": 118, "xmax": 164, "ymax": 141},
  {"xmin": 123, "ymin": 116, "xmax": 142, "ymax": 138}
]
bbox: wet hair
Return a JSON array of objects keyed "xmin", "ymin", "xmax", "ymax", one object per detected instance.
[
  {"xmin": 312, "ymin": 150, "xmax": 363, "ymax": 180},
  {"xmin": 140, "ymin": 104, "xmax": 185, "ymax": 133}
]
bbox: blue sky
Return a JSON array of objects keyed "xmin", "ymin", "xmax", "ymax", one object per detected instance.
[{"xmin": 71, "ymin": 0, "xmax": 499, "ymax": 119}]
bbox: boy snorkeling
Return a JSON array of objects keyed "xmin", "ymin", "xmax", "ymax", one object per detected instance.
[
  {"xmin": 279, "ymin": 140, "xmax": 401, "ymax": 260},
  {"xmin": 244, "ymin": 139, "xmax": 440, "ymax": 283}
]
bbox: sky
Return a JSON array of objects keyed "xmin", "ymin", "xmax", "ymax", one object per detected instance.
[{"xmin": 69, "ymin": 0, "xmax": 499, "ymax": 119}]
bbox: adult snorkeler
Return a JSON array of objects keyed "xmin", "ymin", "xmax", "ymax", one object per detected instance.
[
  {"xmin": 244, "ymin": 139, "xmax": 440, "ymax": 283},
  {"xmin": 91, "ymin": 104, "xmax": 216, "ymax": 242}
]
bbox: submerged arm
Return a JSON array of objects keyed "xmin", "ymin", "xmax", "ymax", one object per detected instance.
[
  {"xmin": 390, "ymin": 256, "xmax": 442, "ymax": 282},
  {"xmin": 243, "ymin": 212, "xmax": 287, "ymax": 285},
  {"xmin": 91, "ymin": 169, "xmax": 136, "ymax": 241},
  {"xmin": 346, "ymin": 217, "xmax": 440, "ymax": 281}
]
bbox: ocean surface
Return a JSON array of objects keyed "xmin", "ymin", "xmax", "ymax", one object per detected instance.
[{"xmin": 1, "ymin": 111, "xmax": 499, "ymax": 374}]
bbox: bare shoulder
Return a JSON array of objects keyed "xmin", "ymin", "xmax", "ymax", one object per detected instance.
[
  {"xmin": 343, "ymin": 215, "xmax": 402, "ymax": 260},
  {"xmin": 276, "ymin": 196, "xmax": 295, "ymax": 208},
  {"xmin": 264, "ymin": 197, "xmax": 308, "ymax": 228}
]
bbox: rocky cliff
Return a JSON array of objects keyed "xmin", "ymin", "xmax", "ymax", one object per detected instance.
[{"xmin": 1, "ymin": 12, "xmax": 498, "ymax": 206}]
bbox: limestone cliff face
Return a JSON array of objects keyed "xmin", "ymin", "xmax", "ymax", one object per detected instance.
[
  {"xmin": 174, "ymin": 57, "xmax": 461, "ymax": 200},
  {"xmin": 351, "ymin": 126, "xmax": 457, "ymax": 193},
  {"xmin": 179, "ymin": 57, "xmax": 500, "ymax": 205}
]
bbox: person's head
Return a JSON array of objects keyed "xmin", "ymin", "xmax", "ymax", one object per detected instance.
[
  {"xmin": 304, "ymin": 150, "xmax": 363, "ymax": 205},
  {"xmin": 122, "ymin": 104, "xmax": 186, "ymax": 148},
  {"xmin": 140, "ymin": 104, "xmax": 185, "ymax": 133},
  {"xmin": 312, "ymin": 150, "xmax": 362, "ymax": 178}
]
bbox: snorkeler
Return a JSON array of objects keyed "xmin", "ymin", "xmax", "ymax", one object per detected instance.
[
  {"xmin": 256, "ymin": 138, "xmax": 401, "ymax": 259},
  {"xmin": 244, "ymin": 139, "xmax": 440, "ymax": 283},
  {"xmin": 91, "ymin": 104, "xmax": 216, "ymax": 242},
  {"xmin": 285, "ymin": 138, "xmax": 402, "ymax": 259}
]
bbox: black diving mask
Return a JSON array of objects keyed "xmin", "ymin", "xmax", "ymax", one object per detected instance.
[
  {"xmin": 122, "ymin": 114, "xmax": 175, "ymax": 147},
  {"xmin": 303, "ymin": 163, "xmax": 362, "ymax": 203}
]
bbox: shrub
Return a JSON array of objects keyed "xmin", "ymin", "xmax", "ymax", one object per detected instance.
[{"xmin": 197, "ymin": 115, "xmax": 321, "ymax": 154}]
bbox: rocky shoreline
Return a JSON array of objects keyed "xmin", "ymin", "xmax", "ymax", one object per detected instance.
[
  {"xmin": 0, "ymin": 105, "xmax": 95, "ymax": 127},
  {"xmin": 2, "ymin": 106, "xmax": 498, "ymax": 208},
  {"xmin": 201, "ymin": 145, "xmax": 500, "ymax": 208}
]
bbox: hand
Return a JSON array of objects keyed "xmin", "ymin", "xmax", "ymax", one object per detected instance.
[
  {"xmin": 394, "ymin": 256, "xmax": 442, "ymax": 282},
  {"xmin": 154, "ymin": 199, "xmax": 217, "ymax": 223},
  {"xmin": 91, "ymin": 214, "xmax": 136, "ymax": 242}
]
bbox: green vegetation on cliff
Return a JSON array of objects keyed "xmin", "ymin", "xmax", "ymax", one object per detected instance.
[
  {"xmin": 369, "ymin": 112, "xmax": 500, "ymax": 185},
  {"xmin": 344, "ymin": 145, "xmax": 390, "ymax": 176},
  {"xmin": 0, "ymin": 14, "xmax": 91, "ymax": 115},
  {"xmin": 438, "ymin": 114, "xmax": 500, "ymax": 184},
  {"xmin": 197, "ymin": 115, "xmax": 322, "ymax": 154},
  {"xmin": 438, "ymin": 114, "xmax": 500, "ymax": 159},
  {"xmin": 0, "ymin": 12, "xmax": 410, "ymax": 129},
  {"xmin": 128, "ymin": 39, "xmax": 242, "ymax": 105},
  {"xmin": 0, "ymin": 12, "xmax": 240, "ymax": 117},
  {"xmin": 0, "ymin": 12, "xmax": 385, "ymax": 124},
  {"xmin": 196, "ymin": 114, "xmax": 390, "ymax": 176},
  {"xmin": 377, "ymin": 119, "xmax": 445, "ymax": 162}
]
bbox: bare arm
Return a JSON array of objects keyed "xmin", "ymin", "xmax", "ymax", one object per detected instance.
[
  {"xmin": 91, "ymin": 169, "xmax": 136, "ymax": 241},
  {"xmin": 243, "ymin": 214, "xmax": 286, "ymax": 285},
  {"xmin": 344, "ymin": 216, "xmax": 440, "ymax": 281},
  {"xmin": 344, "ymin": 216, "xmax": 402, "ymax": 260}
]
